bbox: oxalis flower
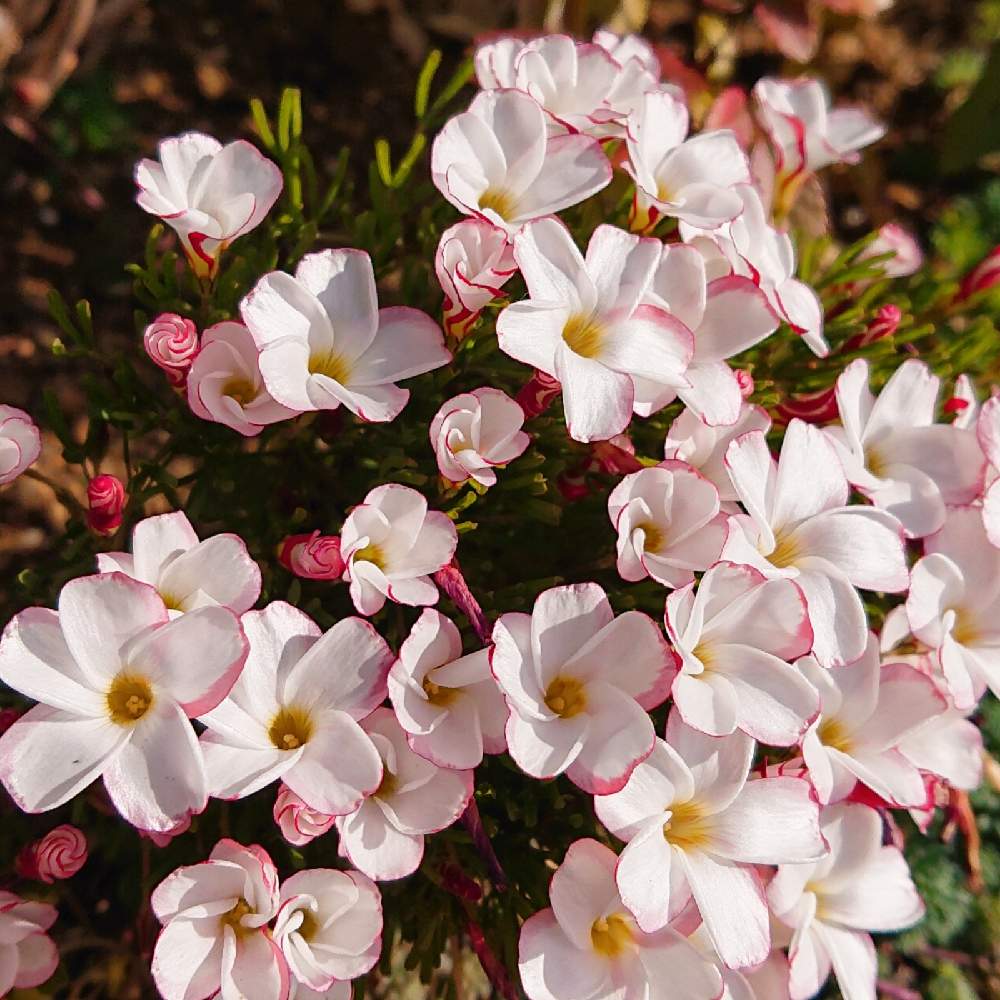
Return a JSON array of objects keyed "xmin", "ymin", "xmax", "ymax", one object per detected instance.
[
  {"xmin": 799, "ymin": 634, "xmax": 947, "ymax": 807},
  {"xmin": 151, "ymin": 839, "xmax": 288, "ymax": 1000},
  {"xmin": 595, "ymin": 711, "xmax": 825, "ymax": 970},
  {"xmin": 721, "ymin": 419, "xmax": 908, "ymax": 666},
  {"xmin": 518, "ymin": 838, "xmax": 724, "ymax": 1000},
  {"xmin": 825, "ymin": 358, "xmax": 984, "ymax": 538},
  {"xmin": 430, "ymin": 88, "xmax": 612, "ymax": 237},
  {"xmin": 0, "ymin": 892, "xmax": 58, "ymax": 995},
  {"xmin": 273, "ymin": 868, "xmax": 382, "ymax": 998},
  {"xmin": 334, "ymin": 709, "xmax": 473, "ymax": 881},
  {"xmin": 388, "ymin": 608, "xmax": 508, "ymax": 770},
  {"xmin": 904, "ymin": 505, "xmax": 1000, "ymax": 709},
  {"xmin": 0, "ymin": 573, "xmax": 248, "ymax": 831},
  {"xmin": 97, "ymin": 510, "xmax": 261, "ymax": 616},
  {"xmin": 607, "ymin": 461, "xmax": 728, "ymax": 589},
  {"xmin": 665, "ymin": 561, "xmax": 818, "ymax": 745},
  {"xmin": 340, "ymin": 484, "xmax": 458, "ymax": 616},
  {"xmin": 496, "ymin": 217, "xmax": 694, "ymax": 443},
  {"xmin": 241, "ymin": 249, "xmax": 451, "ymax": 422},
  {"xmin": 491, "ymin": 582, "xmax": 672, "ymax": 794},
  {"xmin": 135, "ymin": 132, "xmax": 283, "ymax": 278},
  {"xmin": 429, "ymin": 387, "xmax": 530, "ymax": 487},
  {"xmin": 768, "ymin": 803, "xmax": 924, "ymax": 1000},
  {"xmin": 273, "ymin": 785, "xmax": 336, "ymax": 847},
  {"xmin": 198, "ymin": 601, "xmax": 392, "ymax": 815},
  {"xmin": 624, "ymin": 89, "xmax": 749, "ymax": 233},
  {"xmin": 187, "ymin": 321, "xmax": 298, "ymax": 437}
]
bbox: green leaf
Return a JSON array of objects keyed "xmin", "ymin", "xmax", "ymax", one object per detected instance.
[
  {"xmin": 249, "ymin": 97, "xmax": 276, "ymax": 151},
  {"xmin": 374, "ymin": 138, "xmax": 394, "ymax": 188},
  {"xmin": 392, "ymin": 133, "xmax": 427, "ymax": 187},
  {"xmin": 415, "ymin": 49, "xmax": 442, "ymax": 119}
]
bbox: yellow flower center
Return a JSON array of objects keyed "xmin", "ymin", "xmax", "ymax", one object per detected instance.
[
  {"xmin": 636, "ymin": 521, "xmax": 665, "ymax": 554},
  {"xmin": 817, "ymin": 716, "xmax": 853, "ymax": 754},
  {"xmin": 590, "ymin": 913, "xmax": 634, "ymax": 958},
  {"xmin": 308, "ymin": 352, "xmax": 352, "ymax": 385},
  {"xmin": 663, "ymin": 799, "xmax": 712, "ymax": 850},
  {"xmin": 375, "ymin": 768, "xmax": 398, "ymax": 800},
  {"xmin": 352, "ymin": 542, "xmax": 385, "ymax": 569},
  {"xmin": 864, "ymin": 444, "xmax": 888, "ymax": 479},
  {"xmin": 159, "ymin": 591, "xmax": 185, "ymax": 612},
  {"xmin": 952, "ymin": 607, "xmax": 980, "ymax": 647},
  {"xmin": 297, "ymin": 909, "xmax": 319, "ymax": 941},
  {"xmin": 222, "ymin": 377, "xmax": 258, "ymax": 407},
  {"xmin": 423, "ymin": 675, "xmax": 459, "ymax": 707},
  {"xmin": 768, "ymin": 530, "xmax": 801, "ymax": 570},
  {"xmin": 691, "ymin": 642, "xmax": 715, "ymax": 672},
  {"xmin": 106, "ymin": 674, "xmax": 154, "ymax": 726},
  {"xmin": 220, "ymin": 898, "xmax": 254, "ymax": 938},
  {"xmin": 479, "ymin": 187, "xmax": 516, "ymax": 221},
  {"xmin": 655, "ymin": 179, "xmax": 675, "ymax": 204},
  {"xmin": 544, "ymin": 676, "xmax": 587, "ymax": 719},
  {"xmin": 562, "ymin": 313, "xmax": 605, "ymax": 360},
  {"xmin": 268, "ymin": 705, "xmax": 314, "ymax": 751}
]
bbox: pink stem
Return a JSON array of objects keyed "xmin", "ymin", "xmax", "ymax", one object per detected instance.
[{"xmin": 460, "ymin": 797, "xmax": 507, "ymax": 893}]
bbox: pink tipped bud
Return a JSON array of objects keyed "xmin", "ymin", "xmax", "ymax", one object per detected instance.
[
  {"xmin": 18, "ymin": 825, "xmax": 88, "ymax": 883},
  {"xmin": 957, "ymin": 246, "xmax": 1000, "ymax": 303},
  {"xmin": 843, "ymin": 303, "xmax": 902, "ymax": 351},
  {"xmin": 277, "ymin": 531, "xmax": 344, "ymax": 580},
  {"xmin": 775, "ymin": 384, "xmax": 840, "ymax": 425},
  {"xmin": 86, "ymin": 474, "xmax": 127, "ymax": 536},
  {"xmin": 273, "ymin": 784, "xmax": 336, "ymax": 846},
  {"xmin": 144, "ymin": 313, "xmax": 200, "ymax": 385},
  {"xmin": 735, "ymin": 368, "xmax": 755, "ymax": 398},
  {"xmin": 515, "ymin": 369, "xmax": 562, "ymax": 420}
]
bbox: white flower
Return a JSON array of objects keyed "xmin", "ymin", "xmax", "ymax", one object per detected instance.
[
  {"xmin": 151, "ymin": 839, "xmax": 287, "ymax": 1000},
  {"xmin": 624, "ymin": 90, "xmax": 749, "ymax": 232},
  {"xmin": 135, "ymin": 132, "xmax": 283, "ymax": 277},
  {"xmin": 595, "ymin": 711, "xmax": 825, "ymax": 970},
  {"xmin": 431, "ymin": 88, "xmax": 612, "ymax": 236},
  {"xmin": 768, "ymin": 803, "xmax": 923, "ymax": 1000},
  {"xmin": 607, "ymin": 462, "xmax": 728, "ymax": 588},
  {"xmin": 0, "ymin": 892, "xmax": 58, "ymax": 995},
  {"xmin": 825, "ymin": 358, "xmax": 985, "ymax": 538},
  {"xmin": 340, "ymin": 484, "xmax": 458, "ymax": 616},
  {"xmin": 430, "ymin": 387, "xmax": 530, "ymax": 487},
  {"xmin": 721, "ymin": 419, "xmax": 908, "ymax": 666},
  {"xmin": 491, "ymin": 582, "xmax": 672, "ymax": 794},
  {"xmin": 388, "ymin": 608, "xmax": 508, "ymax": 769},
  {"xmin": 273, "ymin": 868, "xmax": 381, "ymax": 995},
  {"xmin": 0, "ymin": 405, "xmax": 41, "ymax": 485},
  {"xmin": 0, "ymin": 573, "xmax": 247, "ymax": 831},
  {"xmin": 187, "ymin": 321, "xmax": 298, "ymax": 436},
  {"xmin": 665, "ymin": 561, "xmax": 818, "ymax": 744},
  {"xmin": 497, "ymin": 217, "xmax": 693, "ymax": 442},
  {"xmin": 198, "ymin": 601, "xmax": 391, "ymax": 815},
  {"xmin": 97, "ymin": 510, "xmax": 261, "ymax": 616},
  {"xmin": 799, "ymin": 635, "xmax": 946, "ymax": 806},
  {"xmin": 335, "ymin": 709, "xmax": 473, "ymax": 881},
  {"xmin": 241, "ymin": 249, "xmax": 451, "ymax": 422},
  {"xmin": 518, "ymin": 838, "xmax": 723, "ymax": 1000}
]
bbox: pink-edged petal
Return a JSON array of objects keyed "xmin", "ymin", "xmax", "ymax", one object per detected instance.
[
  {"xmin": 677, "ymin": 849, "xmax": 770, "ymax": 970},
  {"xmin": 812, "ymin": 924, "xmax": 876, "ymax": 1000},
  {"xmin": 771, "ymin": 421, "xmax": 848, "ymax": 532},
  {"xmin": 221, "ymin": 928, "xmax": 290, "ymax": 1000},
  {"xmin": 287, "ymin": 713, "xmax": 383, "ymax": 816},
  {"xmin": 518, "ymin": 910, "xmax": 609, "ymax": 1000},
  {"xmin": 664, "ymin": 712, "xmax": 753, "ymax": 814},
  {"xmin": 336, "ymin": 801, "xmax": 424, "ymax": 881},
  {"xmin": 506, "ymin": 712, "xmax": 587, "ymax": 780},
  {"xmin": 566, "ymin": 684, "xmax": 656, "ymax": 794},
  {"xmin": 102, "ymin": 698, "xmax": 207, "ymax": 831},
  {"xmin": 151, "ymin": 919, "xmax": 225, "ymax": 1000},
  {"xmin": 794, "ymin": 568, "xmax": 868, "ymax": 668},
  {"xmin": 383, "ymin": 766, "xmax": 472, "ymax": 835},
  {"xmin": 201, "ymin": 732, "xmax": 292, "ymax": 799},
  {"xmin": 696, "ymin": 277, "xmax": 779, "ymax": 362},
  {"xmin": 156, "ymin": 534, "xmax": 261, "ymax": 614},
  {"xmin": 513, "ymin": 133, "xmax": 613, "ymax": 221},
  {"xmin": 531, "ymin": 583, "xmax": 614, "ymax": 683},
  {"xmin": 677, "ymin": 361, "xmax": 742, "ymax": 427},
  {"xmin": 710, "ymin": 776, "xmax": 824, "ymax": 864},
  {"xmin": 12, "ymin": 932, "xmax": 58, "ymax": 989},
  {"xmin": 555, "ymin": 344, "xmax": 634, "ymax": 443},
  {"xmin": 0, "ymin": 607, "xmax": 104, "ymax": 716},
  {"xmin": 0, "ymin": 706, "xmax": 127, "ymax": 813},
  {"xmin": 353, "ymin": 307, "xmax": 450, "ymax": 384},
  {"xmin": 126, "ymin": 606, "xmax": 248, "ymax": 716},
  {"xmin": 549, "ymin": 838, "xmax": 620, "ymax": 949},
  {"xmin": 57, "ymin": 573, "xmax": 166, "ymax": 685},
  {"xmin": 614, "ymin": 816, "xmax": 675, "ymax": 932}
]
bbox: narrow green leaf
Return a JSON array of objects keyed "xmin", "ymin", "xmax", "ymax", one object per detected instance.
[
  {"xmin": 249, "ymin": 97, "xmax": 276, "ymax": 151},
  {"xmin": 374, "ymin": 138, "xmax": 394, "ymax": 188},
  {"xmin": 414, "ymin": 49, "xmax": 442, "ymax": 119},
  {"xmin": 392, "ymin": 132, "xmax": 427, "ymax": 187}
]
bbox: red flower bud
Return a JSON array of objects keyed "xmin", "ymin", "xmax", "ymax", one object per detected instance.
[
  {"xmin": 842, "ymin": 304, "xmax": 901, "ymax": 352},
  {"xmin": 775, "ymin": 384, "xmax": 840, "ymax": 425},
  {"xmin": 277, "ymin": 531, "xmax": 344, "ymax": 580},
  {"xmin": 956, "ymin": 246, "xmax": 1000, "ymax": 303},
  {"xmin": 18, "ymin": 824, "xmax": 88, "ymax": 883},
  {"xmin": 516, "ymin": 369, "xmax": 562, "ymax": 420},
  {"xmin": 86, "ymin": 474, "xmax": 127, "ymax": 536},
  {"xmin": 144, "ymin": 313, "xmax": 199, "ymax": 385}
]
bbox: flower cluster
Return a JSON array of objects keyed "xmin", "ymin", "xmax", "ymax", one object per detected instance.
[{"xmin": 1, "ymin": 20, "xmax": 998, "ymax": 1000}]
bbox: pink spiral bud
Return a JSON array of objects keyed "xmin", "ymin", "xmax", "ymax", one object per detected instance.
[
  {"xmin": 515, "ymin": 369, "xmax": 562, "ymax": 420},
  {"xmin": 956, "ymin": 246, "xmax": 1000, "ymax": 303},
  {"xmin": 277, "ymin": 531, "xmax": 344, "ymax": 580},
  {"xmin": 273, "ymin": 785, "xmax": 336, "ymax": 846},
  {"xmin": 143, "ymin": 313, "xmax": 200, "ymax": 385},
  {"xmin": 18, "ymin": 825, "xmax": 88, "ymax": 884},
  {"xmin": 735, "ymin": 369, "xmax": 755, "ymax": 398},
  {"xmin": 775, "ymin": 384, "xmax": 840, "ymax": 425},
  {"xmin": 86, "ymin": 474, "xmax": 127, "ymax": 536},
  {"xmin": 843, "ymin": 303, "xmax": 902, "ymax": 352}
]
